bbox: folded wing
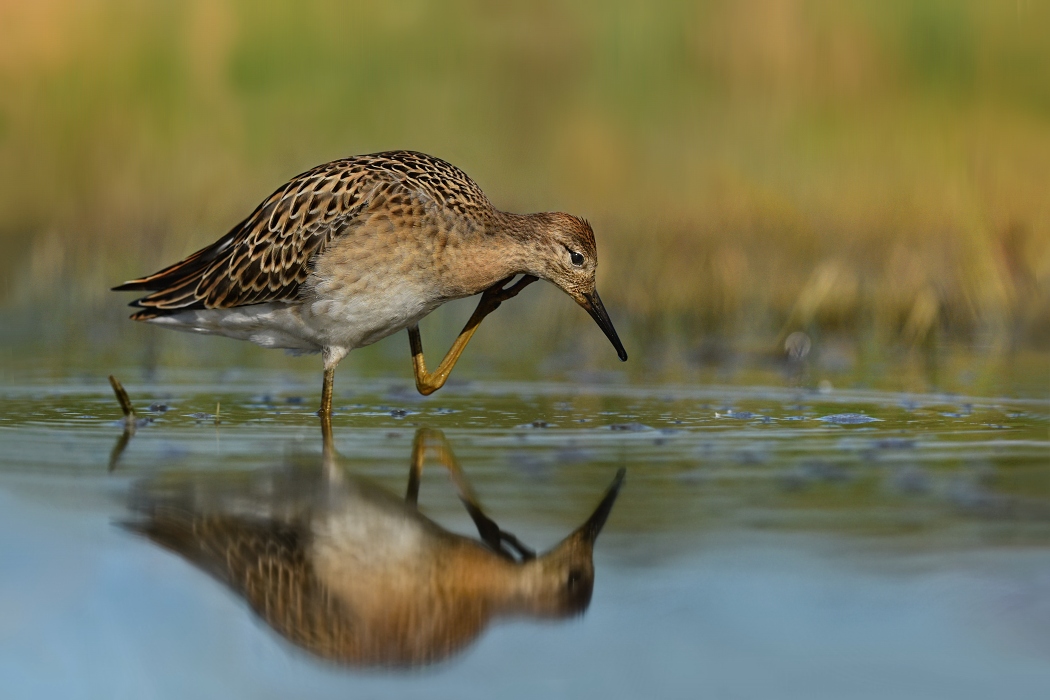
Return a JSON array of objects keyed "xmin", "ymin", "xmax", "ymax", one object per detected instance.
[{"xmin": 113, "ymin": 151, "xmax": 490, "ymax": 319}]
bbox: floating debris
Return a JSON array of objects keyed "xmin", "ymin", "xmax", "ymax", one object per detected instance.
[
  {"xmin": 608, "ymin": 422, "xmax": 651, "ymax": 432},
  {"xmin": 715, "ymin": 410, "xmax": 758, "ymax": 420},
  {"xmin": 871, "ymin": 438, "xmax": 916, "ymax": 450},
  {"xmin": 188, "ymin": 412, "xmax": 214, "ymax": 421},
  {"xmin": 515, "ymin": 420, "xmax": 551, "ymax": 429},
  {"xmin": 390, "ymin": 408, "xmax": 410, "ymax": 419},
  {"xmin": 148, "ymin": 403, "xmax": 169, "ymax": 413},
  {"xmin": 818, "ymin": 413, "xmax": 880, "ymax": 424}
]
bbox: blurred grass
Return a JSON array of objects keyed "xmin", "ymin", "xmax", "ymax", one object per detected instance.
[{"xmin": 1, "ymin": 0, "xmax": 1049, "ymax": 378}]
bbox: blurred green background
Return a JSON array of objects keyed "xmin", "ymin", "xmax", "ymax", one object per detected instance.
[{"xmin": 1, "ymin": 0, "xmax": 1048, "ymax": 394}]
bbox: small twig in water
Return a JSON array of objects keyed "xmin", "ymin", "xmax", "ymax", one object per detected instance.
[
  {"xmin": 108, "ymin": 375, "xmax": 137, "ymax": 426},
  {"xmin": 107, "ymin": 374, "xmax": 138, "ymax": 471}
]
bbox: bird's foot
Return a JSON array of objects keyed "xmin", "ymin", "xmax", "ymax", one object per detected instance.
[{"xmin": 477, "ymin": 274, "xmax": 538, "ymax": 315}]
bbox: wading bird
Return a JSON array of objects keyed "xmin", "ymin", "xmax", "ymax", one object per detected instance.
[
  {"xmin": 113, "ymin": 151, "xmax": 627, "ymax": 417},
  {"xmin": 124, "ymin": 429, "xmax": 624, "ymax": 667}
]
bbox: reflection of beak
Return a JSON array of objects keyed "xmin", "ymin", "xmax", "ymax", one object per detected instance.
[
  {"xmin": 573, "ymin": 468, "xmax": 626, "ymax": 545},
  {"xmin": 578, "ymin": 291, "xmax": 628, "ymax": 361}
]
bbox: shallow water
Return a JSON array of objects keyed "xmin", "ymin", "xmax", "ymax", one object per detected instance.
[{"xmin": 1, "ymin": 371, "xmax": 1049, "ymax": 699}]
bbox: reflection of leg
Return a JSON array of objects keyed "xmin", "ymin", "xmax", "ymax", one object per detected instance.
[
  {"xmin": 406, "ymin": 427, "xmax": 535, "ymax": 560},
  {"xmin": 405, "ymin": 428, "xmax": 426, "ymax": 507},
  {"xmin": 318, "ymin": 353, "xmax": 345, "ymax": 484},
  {"xmin": 320, "ymin": 409, "xmax": 336, "ymax": 479},
  {"xmin": 409, "ymin": 275, "xmax": 537, "ymax": 396}
]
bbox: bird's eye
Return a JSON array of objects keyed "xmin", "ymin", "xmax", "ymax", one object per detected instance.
[
  {"xmin": 567, "ymin": 568, "xmax": 583, "ymax": 590},
  {"xmin": 569, "ymin": 251, "xmax": 584, "ymax": 267}
]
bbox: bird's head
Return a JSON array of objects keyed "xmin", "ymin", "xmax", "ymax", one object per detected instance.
[
  {"xmin": 527, "ymin": 213, "xmax": 627, "ymax": 362},
  {"xmin": 511, "ymin": 468, "xmax": 625, "ymax": 618}
]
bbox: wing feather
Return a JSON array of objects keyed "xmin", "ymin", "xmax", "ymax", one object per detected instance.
[{"xmin": 113, "ymin": 151, "xmax": 491, "ymax": 316}]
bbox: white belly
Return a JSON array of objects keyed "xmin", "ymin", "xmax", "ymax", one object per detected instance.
[
  {"xmin": 146, "ymin": 303, "xmax": 323, "ymax": 352},
  {"xmin": 301, "ymin": 275, "xmax": 442, "ymax": 350},
  {"xmin": 145, "ymin": 277, "xmax": 447, "ymax": 355}
]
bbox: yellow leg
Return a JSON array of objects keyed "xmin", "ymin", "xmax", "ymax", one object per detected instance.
[
  {"xmin": 319, "ymin": 366, "xmax": 335, "ymax": 418},
  {"xmin": 409, "ymin": 275, "xmax": 537, "ymax": 396},
  {"xmin": 405, "ymin": 427, "xmax": 481, "ymax": 511},
  {"xmin": 317, "ymin": 365, "xmax": 341, "ymax": 482}
]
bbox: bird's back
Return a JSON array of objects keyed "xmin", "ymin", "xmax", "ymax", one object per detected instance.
[{"xmin": 114, "ymin": 151, "xmax": 496, "ymax": 319}]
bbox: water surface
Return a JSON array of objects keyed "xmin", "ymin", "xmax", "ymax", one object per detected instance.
[{"xmin": 1, "ymin": 372, "xmax": 1048, "ymax": 699}]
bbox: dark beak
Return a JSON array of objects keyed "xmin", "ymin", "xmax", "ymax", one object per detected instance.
[
  {"xmin": 579, "ymin": 291, "xmax": 628, "ymax": 361},
  {"xmin": 574, "ymin": 468, "xmax": 626, "ymax": 545}
]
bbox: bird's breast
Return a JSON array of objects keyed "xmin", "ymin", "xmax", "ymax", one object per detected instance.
[
  {"xmin": 302, "ymin": 250, "xmax": 448, "ymax": 349},
  {"xmin": 309, "ymin": 501, "xmax": 440, "ymax": 608}
]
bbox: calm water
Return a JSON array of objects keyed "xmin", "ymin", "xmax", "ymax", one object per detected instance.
[{"xmin": 1, "ymin": 371, "xmax": 1049, "ymax": 699}]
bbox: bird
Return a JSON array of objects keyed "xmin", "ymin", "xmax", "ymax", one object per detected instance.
[
  {"xmin": 113, "ymin": 151, "xmax": 627, "ymax": 417},
  {"xmin": 123, "ymin": 428, "xmax": 625, "ymax": 668}
]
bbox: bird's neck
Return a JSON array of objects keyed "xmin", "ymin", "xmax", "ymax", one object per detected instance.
[
  {"xmin": 439, "ymin": 210, "xmax": 550, "ymax": 297},
  {"xmin": 494, "ymin": 210, "xmax": 557, "ymax": 241},
  {"xmin": 439, "ymin": 543, "xmax": 538, "ymax": 615}
]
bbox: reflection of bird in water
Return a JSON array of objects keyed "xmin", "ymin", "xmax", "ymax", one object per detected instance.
[
  {"xmin": 124, "ymin": 429, "xmax": 624, "ymax": 668},
  {"xmin": 113, "ymin": 151, "xmax": 627, "ymax": 418}
]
